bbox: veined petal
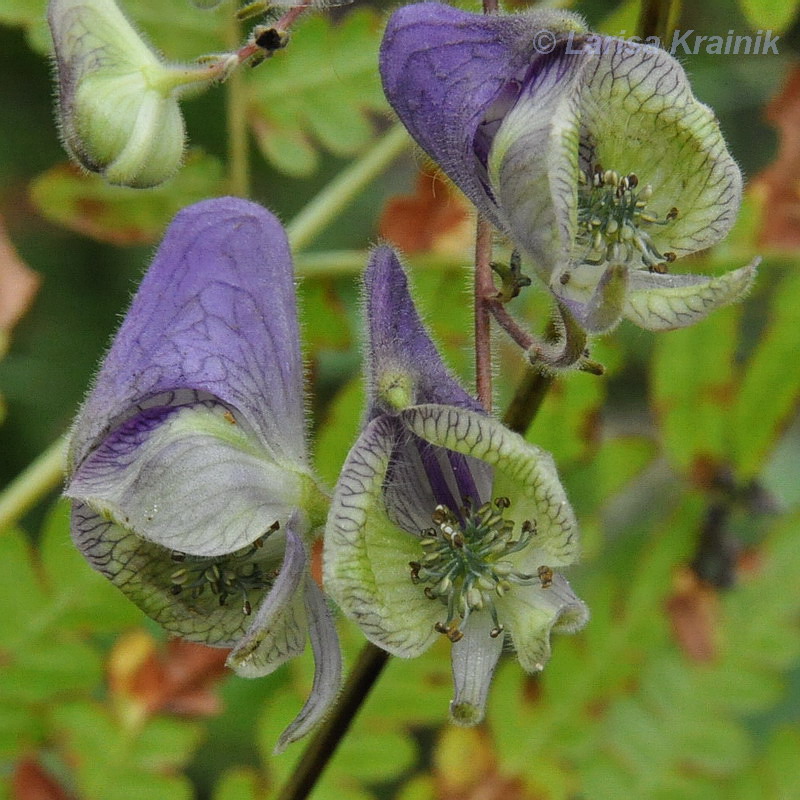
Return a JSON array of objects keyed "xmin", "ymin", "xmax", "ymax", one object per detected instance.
[
  {"xmin": 70, "ymin": 501, "xmax": 286, "ymax": 646},
  {"xmin": 380, "ymin": 2, "xmax": 586, "ymax": 229},
  {"xmin": 400, "ymin": 405, "xmax": 579, "ymax": 566},
  {"xmin": 365, "ymin": 246, "xmax": 481, "ymax": 415},
  {"xmin": 577, "ymin": 38, "xmax": 742, "ymax": 258},
  {"xmin": 69, "ymin": 198, "xmax": 307, "ymax": 472},
  {"xmin": 274, "ymin": 576, "xmax": 343, "ymax": 753},
  {"xmin": 66, "ymin": 402, "xmax": 303, "ymax": 557},
  {"xmin": 227, "ymin": 520, "xmax": 308, "ymax": 677},
  {"xmin": 488, "ymin": 42, "xmax": 587, "ymax": 280},
  {"xmin": 324, "ymin": 415, "xmax": 441, "ymax": 658},
  {"xmin": 555, "ymin": 262, "xmax": 629, "ymax": 334},
  {"xmin": 623, "ymin": 260, "xmax": 757, "ymax": 331},
  {"xmin": 449, "ymin": 612, "xmax": 504, "ymax": 726},
  {"xmin": 500, "ymin": 573, "xmax": 588, "ymax": 673}
]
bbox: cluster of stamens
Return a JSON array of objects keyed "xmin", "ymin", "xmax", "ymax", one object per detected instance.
[
  {"xmin": 169, "ymin": 521, "xmax": 279, "ymax": 615},
  {"xmin": 576, "ymin": 165, "xmax": 678, "ymax": 272},
  {"xmin": 409, "ymin": 498, "xmax": 551, "ymax": 643}
]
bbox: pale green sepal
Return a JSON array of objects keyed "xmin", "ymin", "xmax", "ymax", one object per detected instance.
[
  {"xmin": 323, "ymin": 416, "xmax": 441, "ymax": 658},
  {"xmin": 488, "ymin": 50, "xmax": 583, "ymax": 282},
  {"xmin": 500, "ymin": 573, "xmax": 588, "ymax": 673},
  {"xmin": 65, "ymin": 403, "xmax": 304, "ymax": 557},
  {"xmin": 579, "ymin": 40, "xmax": 742, "ymax": 259},
  {"xmin": 449, "ymin": 612, "xmax": 504, "ymax": 726},
  {"xmin": 226, "ymin": 522, "xmax": 308, "ymax": 678},
  {"xmin": 399, "ymin": 405, "xmax": 579, "ymax": 567},
  {"xmin": 71, "ymin": 503, "xmax": 285, "ymax": 647},
  {"xmin": 624, "ymin": 259, "xmax": 757, "ymax": 331},
  {"xmin": 274, "ymin": 576, "xmax": 343, "ymax": 754}
]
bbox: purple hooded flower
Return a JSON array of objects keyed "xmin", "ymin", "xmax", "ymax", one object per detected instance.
[
  {"xmin": 380, "ymin": 3, "xmax": 755, "ymax": 349},
  {"xmin": 324, "ymin": 247, "xmax": 587, "ymax": 725},
  {"xmin": 65, "ymin": 197, "xmax": 340, "ymax": 751}
]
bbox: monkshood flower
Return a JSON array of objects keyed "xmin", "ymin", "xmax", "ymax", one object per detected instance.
[
  {"xmin": 380, "ymin": 3, "xmax": 756, "ymax": 356},
  {"xmin": 48, "ymin": 0, "xmax": 235, "ymax": 187},
  {"xmin": 324, "ymin": 247, "xmax": 588, "ymax": 724},
  {"xmin": 65, "ymin": 197, "xmax": 340, "ymax": 751}
]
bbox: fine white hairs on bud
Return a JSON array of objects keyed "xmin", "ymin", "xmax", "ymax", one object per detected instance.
[{"xmin": 48, "ymin": 0, "xmax": 221, "ymax": 187}]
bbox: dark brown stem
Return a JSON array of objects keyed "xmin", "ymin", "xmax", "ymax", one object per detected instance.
[
  {"xmin": 275, "ymin": 643, "xmax": 391, "ymax": 800},
  {"xmin": 637, "ymin": 0, "xmax": 680, "ymax": 41}
]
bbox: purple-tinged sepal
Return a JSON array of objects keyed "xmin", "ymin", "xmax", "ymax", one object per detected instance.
[
  {"xmin": 381, "ymin": 4, "xmax": 756, "ymax": 361},
  {"xmin": 65, "ymin": 197, "xmax": 340, "ymax": 748},
  {"xmin": 324, "ymin": 248, "xmax": 587, "ymax": 724}
]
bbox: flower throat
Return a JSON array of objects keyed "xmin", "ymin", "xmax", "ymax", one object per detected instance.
[
  {"xmin": 577, "ymin": 165, "xmax": 679, "ymax": 271},
  {"xmin": 409, "ymin": 497, "xmax": 553, "ymax": 642}
]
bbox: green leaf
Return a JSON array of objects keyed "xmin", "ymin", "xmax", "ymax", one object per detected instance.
[
  {"xmin": 29, "ymin": 150, "xmax": 226, "ymax": 245},
  {"xmin": 527, "ymin": 372, "xmax": 606, "ymax": 465},
  {"xmin": 731, "ymin": 270, "xmax": 800, "ymax": 478},
  {"xmin": 248, "ymin": 10, "xmax": 389, "ymax": 176},
  {"xmin": 213, "ymin": 767, "xmax": 269, "ymax": 800},
  {"xmin": 739, "ymin": 0, "xmax": 800, "ymax": 32},
  {"xmin": 314, "ymin": 376, "xmax": 364, "ymax": 486},
  {"xmin": 651, "ymin": 307, "xmax": 740, "ymax": 471},
  {"xmin": 52, "ymin": 701, "xmax": 201, "ymax": 800}
]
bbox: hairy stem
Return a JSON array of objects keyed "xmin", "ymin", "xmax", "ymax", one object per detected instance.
[
  {"xmin": 0, "ymin": 435, "xmax": 67, "ymax": 532},
  {"xmin": 287, "ymin": 123, "xmax": 410, "ymax": 251}
]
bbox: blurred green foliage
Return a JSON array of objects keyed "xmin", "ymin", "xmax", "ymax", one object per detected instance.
[{"xmin": 2, "ymin": 0, "xmax": 800, "ymax": 798}]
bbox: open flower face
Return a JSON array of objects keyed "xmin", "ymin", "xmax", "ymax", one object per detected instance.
[
  {"xmin": 381, "ymin": 3, "xmax": 755, "ymax": 335},
  {"xmin": 324, "ymin": 247, "xmax": 587, "ymax": 724},
  {"xmin": 65, "ymin": 198, "xmax": 340, "ymax": 750}
]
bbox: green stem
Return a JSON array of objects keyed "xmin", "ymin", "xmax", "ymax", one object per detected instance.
[
  {"xmin": 225, "ymin": 10, "xmax": 250, "ymax": 198},
  {"xmin": 295, "ymin": 249, "xmax": 466, "ymax": 278},
  {"xmin": 0, "ymin": 435, "xmax": 67, "ymax": 532},
  {"xmin": 286, "ymin": 123, "xmax": 411, "ymax": 252}
]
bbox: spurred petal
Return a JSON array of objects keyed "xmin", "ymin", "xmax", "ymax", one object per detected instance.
[
  {"xmin": 274, "ymin": 576, "xmax": 343, "ymax": 753},
  {"xmin": 227, "ymin": 519, "xmax": 309, "ymax": 677},
  {"xmin": 324, "ymin": 415, "xmax": 441, "ymax": 657},
  {"xmin": 69, "ymin": 198, "xmax": 307, "ymax": 473},
  {"xmin": 365, "ymin": 245, "xmax": 481, "ymax": 415},
  {"xmin": 500, "ymin": 573, "xmax": 588, "ymax": 673},
  {"xmin": 380, "ymin": 3, "xmax": 585, "ymax": 229},
  {"xmin": 400, "ymin": 405, "xmax": 579, "ymax": 567},
  {"xmin": 449, "ymin": 612, "xmax": 504, "ymax": 726},
  {"xmin": 66, "ymin": 403, "xmax": 302, "ymax": 557},
  {"xmin": 623, "ymin": 260, "xmax": 757, "ymax": 331}
]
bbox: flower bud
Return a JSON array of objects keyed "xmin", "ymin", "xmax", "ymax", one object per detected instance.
[{"xmin": 48, "ymin": 0, "xmax": 219, "ymax": 187}]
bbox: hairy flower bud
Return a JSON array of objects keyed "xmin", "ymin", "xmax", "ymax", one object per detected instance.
[{"xmin": 48, "ymin": 0, "xmax": 223, "ymax": 187}]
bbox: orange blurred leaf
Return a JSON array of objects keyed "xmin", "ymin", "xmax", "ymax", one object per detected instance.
[
  {"xmin": 434, "ymin": 726, "xmax": 528, "ymax": 800},
  {"xmin": 108, "ymin": 630, "xmax": 229, "ymax": 721},
  {"xmin": 0, "ymin": 215, "xmax": 40, "ymax": 336},
  {"xmin": 753, "ymin": 65, "xmax": 800, "ymax": 248},
  {"xmin": 379, "ymin": 170, "xmax": 472, "ymax": 255},
  {"xmin": 666, "ymin": 567, "xmax": 720, "ymax": 663},
  {"xmin": 11, "ymin": 757, "xmax": 72, "ymax": 800}
]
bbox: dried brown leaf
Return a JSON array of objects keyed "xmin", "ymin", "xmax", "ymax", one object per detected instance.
[
  {"xmin": 379, "ymin": 170, "xmax": 472, "ymax": 255},
  {"xmin": 108, "ymin": 630, "xmax": 229, "ymax": 720},
  {"xmin": 11, "ymin": 757, "xmax": 72, "ymax": 800},
  {"xmin": 0, "ymin": 215, "xmax": 40, "ymax": 336},
  {"xmin": 666, "ymin": 567, "xmax": 720, "ymax": 662},
  {"xmin": 753, "ymin": 65, "xmax": 800, "ymax": 248}
]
